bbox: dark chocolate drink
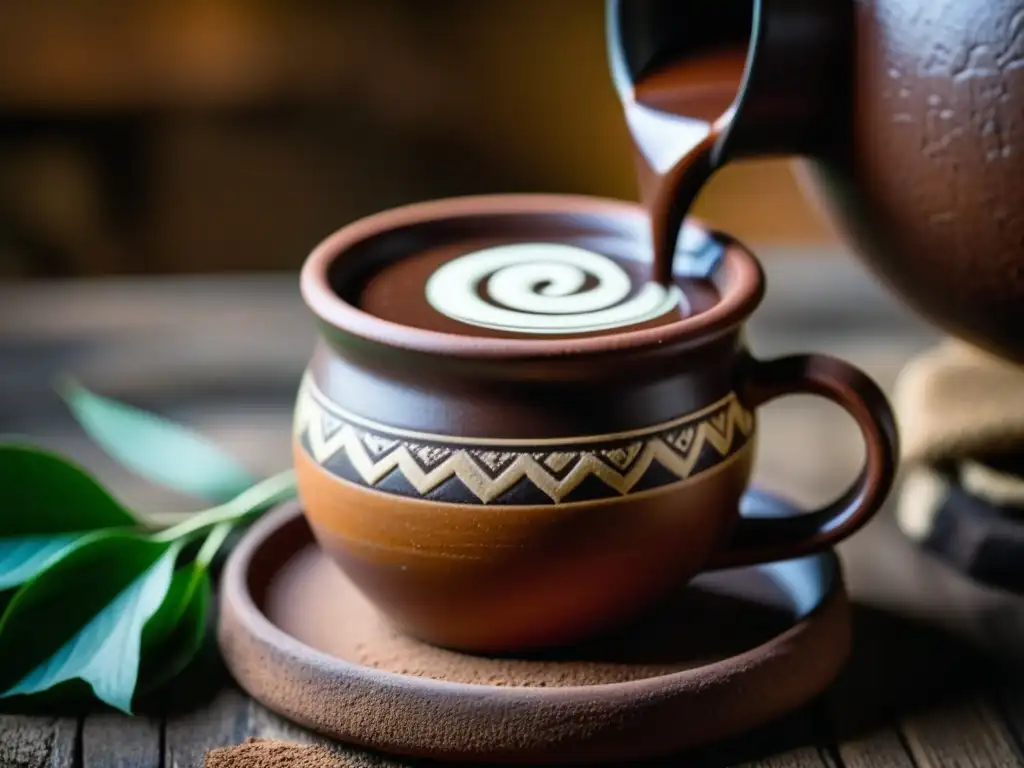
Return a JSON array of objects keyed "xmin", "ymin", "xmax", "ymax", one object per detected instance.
[
  {"xmin": 355, "ymin": 237, "xmax": 720, "ymax": 340},
  {"xmin": 623, "ymin": 47, "xmax": 747, "ymax": 284}
]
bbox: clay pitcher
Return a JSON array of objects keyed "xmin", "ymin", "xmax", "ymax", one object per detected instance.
[{"xmin": 607, "ymin": 0, "xmax": 1024, "ymax": 364}]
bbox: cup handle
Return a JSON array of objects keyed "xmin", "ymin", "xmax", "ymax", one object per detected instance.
[{"xmin": 708, "ymin": 353, "xmax": 899, "ymax": 569}]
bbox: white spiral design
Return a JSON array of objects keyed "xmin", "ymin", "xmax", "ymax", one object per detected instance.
[{"xmin": 424, "ymin": 243, "xmax": 685, "ymax": 335}]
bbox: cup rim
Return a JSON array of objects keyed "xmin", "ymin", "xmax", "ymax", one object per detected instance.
[{"xmin": 299, "ymin": 193, "xmax": 764, "ymax": 359}]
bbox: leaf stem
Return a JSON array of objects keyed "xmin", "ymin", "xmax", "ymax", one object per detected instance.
[
  {"xmin": 151, "ymin": 470, "xmax": 296, "ymax": 544},
  {"xmin": 195, "ymin": 522, "xmax": 233, "ymax": 569}
]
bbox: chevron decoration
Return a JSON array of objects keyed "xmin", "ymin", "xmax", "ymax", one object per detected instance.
[{"xmin": 293, "ymin": 375, "xmax": 755, "ymax": 505}]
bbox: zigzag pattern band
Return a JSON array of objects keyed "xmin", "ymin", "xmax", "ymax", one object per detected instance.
[{"xmin": 294, "ymin": 375, "xmax": 754, "ymax": 505}]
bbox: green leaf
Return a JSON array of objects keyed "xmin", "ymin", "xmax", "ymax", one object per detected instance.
[
  {"xmin": 0, "ymin": 445, "xmax": 140, "ymax": 592},
  {"xmin": 136, "ymin": 564, "xmax": 211, "ymax": 700},
  {"xmin": 140, "ymin": 560, "xmax": 203, "ymax": 655},
  {"xmin": 0, "ymin": 532, "xmax": 176, "ymax": 702},
  {"xmin": 0, "ymin": 535, "xmax": 82, "ymax": 591},
  {"xmin": 1, "ymin": 541, "xmax": 181, "ymax": 713},
  {"xmin": 0, "ymin": 444, "xmax": 139, "ymax": 536},
  {"xmin": 134, "ymin": 522, "xmax": 228, "ymax": 698},
  {"xmin": 59, "ymin": 379, "xmax": 259, "ymax": 503}
]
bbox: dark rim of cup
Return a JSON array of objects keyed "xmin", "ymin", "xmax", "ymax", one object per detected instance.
[{"xmin": 299, "ymin": 193, "xmax": 764, "ymax": 359}]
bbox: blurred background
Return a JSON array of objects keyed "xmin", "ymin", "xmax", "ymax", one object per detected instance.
[{"xmin": 0, "ymin": 0, "xmax": 842, "ymax": 281}]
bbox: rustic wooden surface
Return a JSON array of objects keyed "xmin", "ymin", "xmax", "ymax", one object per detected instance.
[{"xmin": 4, "ymin": 252, "xmax": 1024, "ymax": 767}]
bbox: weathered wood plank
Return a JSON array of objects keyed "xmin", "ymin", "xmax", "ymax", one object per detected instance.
[
  {"xmin": 739, "ymin": 747, "xmax": 834, "ymax": 768},
  {"xmin": 681, "ymin": 704, "xmax": 834, "ymax": 768},
  {"xmin": 837, "ymin": 729, "xmax": 917, "ymax": 768},
  {"xmin": 742, "ymin": 711, "xmax": 834, "ymax": 768},
  {"xmin": 823, "ymin": 599, "xmax": 982, "ymax": 728},
  {"xmin": 81, "ymin": 714, "xmax": 161, "ymax": 768},
  {"xmin": 0, "ymin": 715, "xmax": 78, "ymax": 768},
  {"xmin": 900, "ymin": 695, "xmax": 1021, "ymax": 768},
  {"xmin": 993, "ymin": 675, "xmax": 1024, "ymax": 763},
  {"xmin": 822, "ymin": 596, "xmax": 1005, "ymax": 768},
  {"xmin": 164, "ymin": 688, "xmax": 251, "ymax": 768}
]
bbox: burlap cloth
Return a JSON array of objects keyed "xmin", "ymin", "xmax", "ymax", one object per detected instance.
[{"xmin": 894, "ymin": 338, "xmax": 1024, "ymax": 589}]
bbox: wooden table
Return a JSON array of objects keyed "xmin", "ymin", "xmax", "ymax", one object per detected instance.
[{"xmin": 4, "ymin": 250, "xmax": 1024, "ymax": 767}]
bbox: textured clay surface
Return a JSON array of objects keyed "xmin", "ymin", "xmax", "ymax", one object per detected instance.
[
  {"xmin": 218, "ymin": 503, "xmax": 851, "ymax": 763},
  {"xmin": 813, "ymin": 0, "xmax": 1024, "ymax": 362},
  {"xmin": 263, "ymin": 537, "xmax": 793, "ymax": 687}
]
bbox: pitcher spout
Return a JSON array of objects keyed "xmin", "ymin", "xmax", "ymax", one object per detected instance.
[{"xmin": 606, "ymin": 0, "xmax": 853, "ymax": 165}]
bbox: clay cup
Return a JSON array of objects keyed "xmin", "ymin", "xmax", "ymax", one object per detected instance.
[{"xmin": 293, "ymin": 194, "xmax": 898, "ymax": 654}]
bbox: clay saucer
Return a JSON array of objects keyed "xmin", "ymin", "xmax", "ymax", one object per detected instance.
[{"xmin": 218, "ymin": 490, "xmax": 851, "ymax": 765}]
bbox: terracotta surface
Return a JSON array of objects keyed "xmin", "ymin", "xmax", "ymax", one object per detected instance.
[
  {"xmin": 294, "ymin": 193, "xmax": 898, "ymax": 652},
  {"xmin": 607, "ymin": 0, "xmax": 1024, "ymax": 364},
  {"xmin": 218, "ymin": 497, "xmax": 852, "ymax": 764},
  {"xmin": 295, "ymin": 438, "xmax": 754, "ymax": 652}
]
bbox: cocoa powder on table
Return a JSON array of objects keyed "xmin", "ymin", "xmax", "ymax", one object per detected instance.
[{"xmin": 203, "ymin": 737, "xmax": 413, "ymax": 768}]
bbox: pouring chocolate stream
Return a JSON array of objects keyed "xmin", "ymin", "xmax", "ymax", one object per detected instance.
[{"xmin": 623, "ymin": 47, "xmax": 747, "ymax": 285}]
